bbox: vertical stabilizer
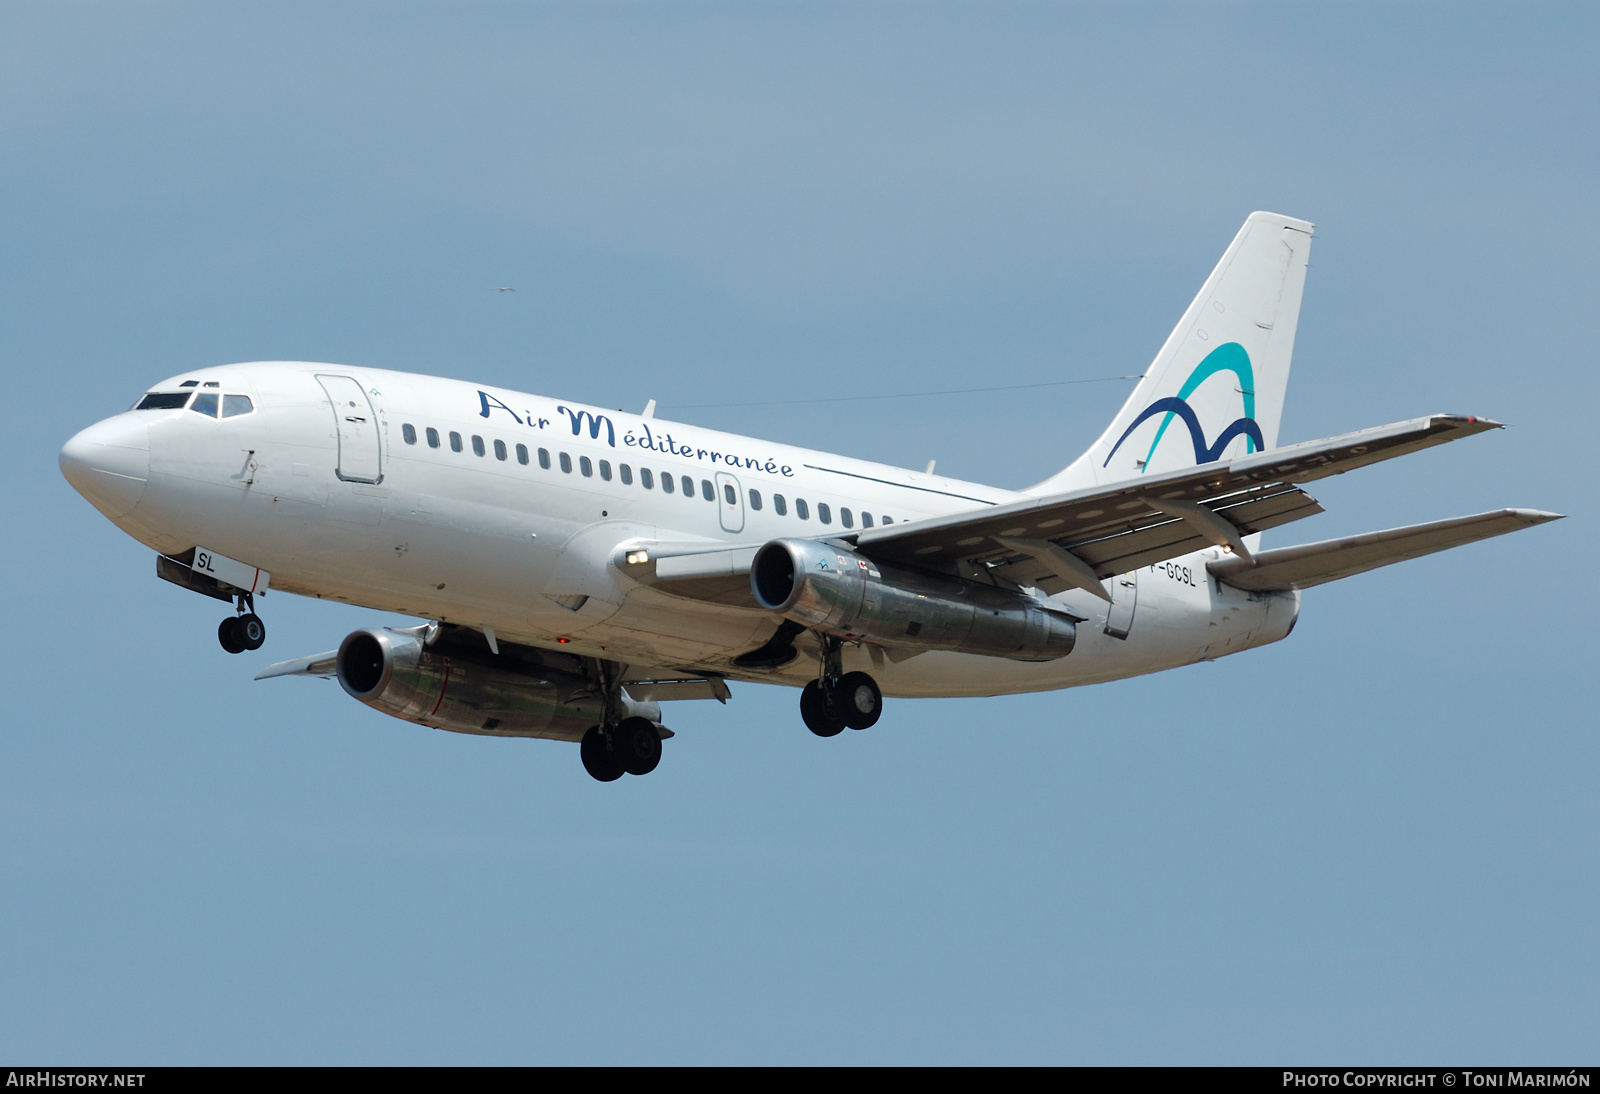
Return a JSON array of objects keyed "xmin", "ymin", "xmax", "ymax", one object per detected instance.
[{"xmin": 1030, "ymin": 211, "xmax": 1313, "ymax": 494}]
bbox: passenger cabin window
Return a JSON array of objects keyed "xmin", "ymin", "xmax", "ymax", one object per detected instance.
[
  {"xmin": 773, "ymin": 494, "xmax": 786, "ymax": 516},
  {"xmin": 882, "ymin": 516, "xmax": 893, "ymax": 524},
  {"xmin": 599, "ymin": 460, "xmax": 612, "ymax": 481},
  {"xmin": 701, "ymin": 480, "xmax": 714, "ymax": 501},
  {"xmin": 136, "ymin": 392, "xmax": 191, "ymax": 411},
  {"xmin": 427, "ymin": 427, "xmax": 440, "ymax": 448},
  {"xmin": 861, "ymin": 512, "xmax": 873, "ymax": 528},
  {"xmin": 449, "ymin": 432, "xmax": 463, "ymax": 453},
  {"xmin": 620, "ymin": 464, "xmax": 633, "ymax": 485},
  {"xmin": 516, "ymin": 444, "xmax": 529, "ymax": 465},
  {"xmin": 559, "ymin": 452, "xmax": 572, "ymax": 473},
  {"xmin": 840, "ymin": 508, "xmax": 853, "ymax": 529},
  {"xmin": 661, "ymin": 472, "xmax": 673, "ymax": 494},
  {"xmin": 681, "ymin": 475, "xmax": 694, "ymax": 498},
  {"xmin": 538, "ymin": 448, "xmax": 551, "ymax": 469},
  {"xmin": 749, "ymin": 489, "xmax": 762, "ymax": 510},
  {"xmin": 795, "ymin": 498, "xmax": 809, "ymax": 520},
  {"xmin": 494, "ymin": 439, "xmax": 507, "ymax": 461},
  {"xmin": 402, "ymin": 423, "xmax": 417, "ymax": 444},
  {"xmin": 190, "ymin": 393, "xmax": 219, "ymax": 417},
  {"xmin": 818, "ymin": 503, "xmax": 832, "ymax": 525},
  {"xmin": 641, "ymin": 468, "xmax": 654, "ymax": 489},
  {"xmin": 580, "ymin": 456, "xmax": 593, "ymax": 477},
  {"xmin": 471, "ymin": 435, "xmax": 486, "ymax": 457}
]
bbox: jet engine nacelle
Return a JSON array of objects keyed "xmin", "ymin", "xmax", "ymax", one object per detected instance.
[
  {"xmin": 750, "ymin": 538, "xmax": 1077, "ymax": 662},
  {"xmin": 335, "ymin": 625, "xmax": 660, "ymax": 741}
]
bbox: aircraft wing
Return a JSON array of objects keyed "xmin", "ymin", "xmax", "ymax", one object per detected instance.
[
  {"xmin": 620, "ymin": 543, "xmax": 762, "ymax": 608},
  {"xmin": 255, "ymin": 651, "xmax": 339, "ymax": 679},
  {"xmin": 1207, "ymin": 508, "xmax": 1562, "ymax": 592},
  {"xmin": 851, "ymin": 414, "xmax": 1501, "ymax": 598}
]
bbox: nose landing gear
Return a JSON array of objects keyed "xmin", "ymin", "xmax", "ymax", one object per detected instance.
[
  {"xmin": 217, "ymin": 592, "xmax": 266, "ymax": 654},
  {"xmin": 799, "ymin": 636, "xmax": 884, "ymax": 736}
]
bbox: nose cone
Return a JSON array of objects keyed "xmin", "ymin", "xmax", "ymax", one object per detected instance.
[{"xmin": 61, "ymin": 414, "xmax": 150, "ymax": 519}]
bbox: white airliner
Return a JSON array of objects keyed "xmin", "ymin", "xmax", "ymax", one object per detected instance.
[{"xmin": 60, "ymin": 212, "xmax": 1560, "ymax": 781}]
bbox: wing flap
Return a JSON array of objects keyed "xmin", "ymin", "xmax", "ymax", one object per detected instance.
[
  {"xmin": 1208, "ymin": 509, "xmax": 1562, "ymax": 592},
  {"xmin": 623, "ymin": 677, "xmax": 732, "ymax": 703}
]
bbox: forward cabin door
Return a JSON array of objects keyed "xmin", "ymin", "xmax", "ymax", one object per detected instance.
[
  {"xmin": 1103, "ymin": 570, "xmax": 1139, "ymax": 639},
  {"xmin": 316, "ymin": 374, "xmax": 383, "ymax": 484},
  {"xmin": 714, "ymin": 472, "xmax": 745, "ymax": 533}
]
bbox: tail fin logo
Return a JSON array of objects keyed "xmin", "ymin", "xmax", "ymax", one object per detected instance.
[{"xmin": 1103, "ymin": 342, "xmax": 1262, "ymax": 471}]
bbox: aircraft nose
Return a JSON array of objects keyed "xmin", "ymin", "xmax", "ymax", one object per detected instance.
[{"xmin": 60, "ymin": 413, "xmax": 150, "ymax": 519}]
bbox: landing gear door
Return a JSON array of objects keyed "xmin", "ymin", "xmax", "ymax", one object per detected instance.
[
  {"xmin": 1103, "ymin": 570, "xmax": 1138, "ymax": 639},
  {"xmin": 316, "ymin": 375, "xmax": 383, "ymax": 484},
  {"xmin": 714, "ymin": 472, "xmax": 745, "ymax": 534}
]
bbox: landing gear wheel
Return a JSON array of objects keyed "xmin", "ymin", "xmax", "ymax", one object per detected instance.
[
  {"xmin": 800, "ymin": 679, "xmax": 848, "ymax": 737},
  {"xmin": 580, "ymin": 726, "xmax": 624, "ymax": 782},
  {"xmin": 239, "ymin": 613, "xmax": 266, "ymax": 651},
  {"xmin": 218, "ymin": 615, "xmax": 246, "ymax": 654},
  {"xmin": 613, "ymin": 716, "xmax": 663, "ymax": 776},
  {"xmin": 836, "ymin": 671, "xmax": 882, "ymax": 730}
]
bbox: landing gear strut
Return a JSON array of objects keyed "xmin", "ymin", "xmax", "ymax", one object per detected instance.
[
  {"xmin": 799, "ymin": 635, "xmax": 883, "ymax": 736},
  {"xmin": 218, "ymin": 592, "xmax": 265, "ymax": 654}
]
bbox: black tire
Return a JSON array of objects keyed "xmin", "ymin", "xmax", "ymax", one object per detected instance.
[
  {"xmin": 239, "ymin": 613, "xmax": 266, "ymax": 651},
  {"xmin": 836, "ymin": 671, "xmax": 882, "ymax": 730},
  {"xmin": 580, "ymin": 725, "xmax": 624, "ymax": 782},
  {"xmin": 800, "ymin": 679, "xmax": 848, "ymax": 737},
  {"xmin": 218, "ymin": 615, "xmax": 246, "ymax": 654},
  {"xmin": 614, "ymin": 716, "xmax": 663, "ymax": 776}
]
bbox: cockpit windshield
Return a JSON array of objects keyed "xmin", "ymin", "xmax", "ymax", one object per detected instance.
[
  {"xmin": 133, "ymin": 390, "xmax": 254, "ymax": 416},
  {"xmin": 135, "ymin": 392, "xmax": 192, "ymax": 410}
]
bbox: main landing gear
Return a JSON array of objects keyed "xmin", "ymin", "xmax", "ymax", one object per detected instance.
[
  {"xmin": 580, "ymin": 719, "xmax": 664, "ymax": 781},
  {"xmin": 799, "ymin": 635, "xmax": 883, "ymax": 737},
  {"xmin": 578, "ymin": 659, "xmax": 668, "ymax": 782},
  {"xmin": 217, "ymin": 592, "xmax": 266, "ymax": 654}
]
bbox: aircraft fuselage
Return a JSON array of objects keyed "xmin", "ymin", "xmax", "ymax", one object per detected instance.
[{"xmin": 65, "ymin": 361, "xmax": 1296, "ymax": 699}]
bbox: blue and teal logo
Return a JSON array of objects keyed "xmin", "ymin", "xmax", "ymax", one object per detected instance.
[{"xmin": 1104, "ymin": 342, "xmax": 1263, "ymax": 471}]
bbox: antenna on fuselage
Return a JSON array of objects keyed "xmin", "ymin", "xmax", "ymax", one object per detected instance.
[
  {"xmin": 924, "ymin": 460, "xmax": 937, "ymax": 475},
  {"xmin": 642, "ymin": 399, "xmax": 656, "ymax": 419}
]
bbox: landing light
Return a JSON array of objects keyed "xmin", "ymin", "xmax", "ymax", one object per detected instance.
[{"xmin": 625, "ymin": 550, "xmax": 650, "ymax": 565}]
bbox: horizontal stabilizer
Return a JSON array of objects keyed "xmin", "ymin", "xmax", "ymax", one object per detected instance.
[
  {"xmin": 255, "ymin": 651, "xmax": 339, "ymax": 680},
  {"xmin": 1208, "ymin": 509, "xmax": 1562, "ymax": 592}
]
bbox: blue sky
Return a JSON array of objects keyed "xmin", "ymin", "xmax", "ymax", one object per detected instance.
[{"xmin": 2, "ymin": 2, "xmax": 1594, "ymax": 1063}]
